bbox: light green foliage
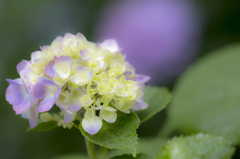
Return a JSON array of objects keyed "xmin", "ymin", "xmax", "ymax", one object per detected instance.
[
  {"xmin": 79, "ymin": 111, "xmax": 140, "ymax": 157},
  {"xmin": 110, "ymin": 153, "xmax": 152, "ymax": 159},
  {"xmin": 137, "ymin": 86, "xmax": 171, "ymax": 123},
  {"xmin": 107, "ymin": 137, "xmax": 167, "ymax": 158},
  {"xmin": 156, "ymin": 133, "xmax": 235, "ymax": 159},
  {"xmin": 27, "ymin": 120, "xmax": 58, "ymax": 132},
  {"xmin": 168, "ymin": 44, "xmax": 240, "ymax": 144},
  {"xmin": 52, "ymin": 154, "xmax": 88, "ymax": 159},
  {"xmin": 136, "ymin": 137, "xmax": 167, "ymax": 157}
]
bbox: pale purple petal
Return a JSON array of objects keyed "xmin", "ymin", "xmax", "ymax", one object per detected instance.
[
  {"xmin": 19, "ymin": 61, "xmax": 32, "ymax": 79},
  {"xmin": 6, "ymin": 79, "xmax": 35, "ymax": 114},
  {"xmin": 61, "ymin": 108, "xmax": 77, "ymax": 124},
  {"xmin": 29, "ymin": 120, "xmax": 37, "ymax": 128},
  {"xmin": 51, "ymin": 36, "xmax": 64, "ymax": 47},
  {"xmin": 68, "ymin": 89, "xmax": 85, "ymax": 112},
  {"xmin": 6, "ymin": 78, "xmax": 23, "ymax": 85},
  {"xmin": 82, "ymin": 117, "xmax": 102, "ymax": 135},
  {"xmin": 29, "ymin": 106, "xmax": 38, "ymax": 127},
  {"xmin": 64, "ymin": 33, "xmax": 74, "ymax": 42},
  {"xmin": 33, "ymin": 76, "xmax": 59, "ymax": 99},
  {"xmin": 53, "ymin": 56, "xmax": 72, "ymax": 79},
  {"xmin": 37, "ymin": 87, "xmax": 61, "ymax": 113},
  {"xmin": 6, "ymin": 79, "xmax": 25, "ymax": 105},
  {"xmin": 68, "ymin": 101, "xmax": 82, "ymax": 112},
  {"xmin": 41, "ymin": 45, "xmax": 51, "ymax": 51},
  {"xmin": 55, "ymin": 55, "xmax": 72, "ymax": 64},
  {"xmin": 44, "ymin": 61, "xmax": 56, "ymax": 78},
  {"xmin": 28, "ymin": 87, "xmax": 38, "ymax": 105},
  {"xmin": 76, "ymin": 33, "xmax": 87, "ymax": 41},
  {"xmin": 22, "ymin": 78, "xmax": 29, "ymax": 92},
  {"xmin": 133, "ymin": 74, "xmax": 151, "ymax": 83},
  {"xmin": 17, "ymin": 61, "xmax": 27, "ymax": 75},
  {"xmin": 123, "ymin": 70, "xmax": 132, "ymax": 77},
  {"xmin": 13, "ymin": 95, "xmax": 32, "ymax": 114},
  {"xmin": 132, "ymin": 98, "xmax": 149, "ymax": 111}
]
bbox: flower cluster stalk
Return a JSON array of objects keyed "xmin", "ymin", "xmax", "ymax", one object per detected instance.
[{"xmin": 85, "ymin": 137, "xmax": 97, "ymax": 159}]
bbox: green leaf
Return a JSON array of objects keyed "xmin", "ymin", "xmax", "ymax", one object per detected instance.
[
  {"xmin": 106, "ymin": 137, "xmax": 167, "ymax": 158},
  {"xmin": 110, "ymin": 153, "xmax": 153, "ymax": 159},
  {"xmin": 27, "ymin": 120, "xmax": 58, "ymax": 132},
  {"xmin": 136, "ymin": 137, "xmax": 167, "ymax": 157},
  {"xmin": 168, "ymin": 44, "xmax": 240, "ymax": 144},
  {"xmin": 137, "ymin": 86, "xmax": 171, "ymax": 123},
  {"xmin": 52, "ymin": 154, "xmax": 88, "ymax": 159},
  {"xmin": 79, "ymin": 111, "xmax": 140, "ymax": 157},
  {"xmin": 156, "ymin": 133, "xmax": 235, "ymax": 159}
]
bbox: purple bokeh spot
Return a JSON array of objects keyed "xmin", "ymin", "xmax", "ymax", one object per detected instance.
[{"xmin": 95, "ymin": 0, "xmax": 202, "ymax": 85}]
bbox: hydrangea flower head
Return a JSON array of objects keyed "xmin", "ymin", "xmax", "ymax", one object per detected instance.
[{"xmin": 5, "ymin": 33, "xmax": 150, "ymax": 135}]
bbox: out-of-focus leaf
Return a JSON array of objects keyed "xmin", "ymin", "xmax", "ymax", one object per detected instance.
[
  {"xmin": 137, "ymin": 86, "xmax": 171, "ymax": 123},
  {"xmin": 110, "ymin": 153, "xmax": 152, "ymax": 159},
  {"xmin": 107, "ymin": 137, "xmax": 167, "ymax": 158},
  {"xmin": 156, "ymin": 133, "xmax": 235, "ymax": 159},
  {"xmin": 27, "ymin": 120, "xmax": 58, "ymax": 132},
  {"xmin": 52, "ymin": 154, "xmax": 88, "ymax": 159},
  {"xmin": 136, "ymin": 137, "xmax": 167, "ymax": 157},
  {"xmin": 79, "ymin": 111, "xmax": 140, "ymax": 157},
  {"xmin": 168, "ymin": 44, "xmax": 240, "ymax": 144}
]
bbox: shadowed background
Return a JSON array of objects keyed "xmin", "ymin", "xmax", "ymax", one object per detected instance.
[{"xmin": 1, "ymin": 0, "xmax": 240, "ymax": 158}]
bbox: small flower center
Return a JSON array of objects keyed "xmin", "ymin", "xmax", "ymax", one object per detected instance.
[{"xmin": 62, "ymin": 67, "xmax": 68, "ymax": 73}]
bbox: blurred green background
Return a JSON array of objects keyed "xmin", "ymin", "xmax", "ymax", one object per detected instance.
[{"xmin": 1, "ymin": 0, "xmax": 240, "ymax": 158}]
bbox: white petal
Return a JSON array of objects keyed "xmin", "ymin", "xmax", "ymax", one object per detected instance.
[
  {"xmin": 91, "ymin": 106, "xmax": 103, "ymax": 110},
  {"xmin": 101, "ymin": 107, "xmax": 117, "ymax": 123},
  {"xmin": 71, "ymin": 65, "xmax": 90, "ymax": 86},
  {"xmin": 99, "ymin": 39, "xmax": 119, "ymax": 53},
  {"xmin": 104, "ymin": 106, "xmax": 116, "ymax": 112},
  {"xmin": 31, "ymin": 51, "xmax": 47, "ymax": 65},
  {"xmin": 82, "ymin": 108, "xmax": 102, "ymax": 135},
  {"xmin": 53, "ymin": 56, "xmax": 72, "ymax": 79}
]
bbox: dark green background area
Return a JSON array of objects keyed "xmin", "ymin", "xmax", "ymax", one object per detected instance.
[{"xmin": 1, "ymin": 0, "xmax": 240, "ymax": 158}]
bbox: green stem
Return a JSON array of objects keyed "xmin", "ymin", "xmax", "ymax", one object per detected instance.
[
  {"xmin": 100, "ymin": 147, "xmax": 108, "ymax": 159},
  {"xmin": 85, "ymin": 137, "xmax": 98, "ymax": 159},
  {"xmin": 73, "ymin": 123, "xmax": 79, "ymax": 129},
  {"xmin": 72, "ymin": 123, "xmax": 97, "ymax": 159}
]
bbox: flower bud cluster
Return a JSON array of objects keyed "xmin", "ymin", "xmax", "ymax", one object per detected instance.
[{"xmin": 5, "ymin": 33, "xmax": 150, "ymax": 134}]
